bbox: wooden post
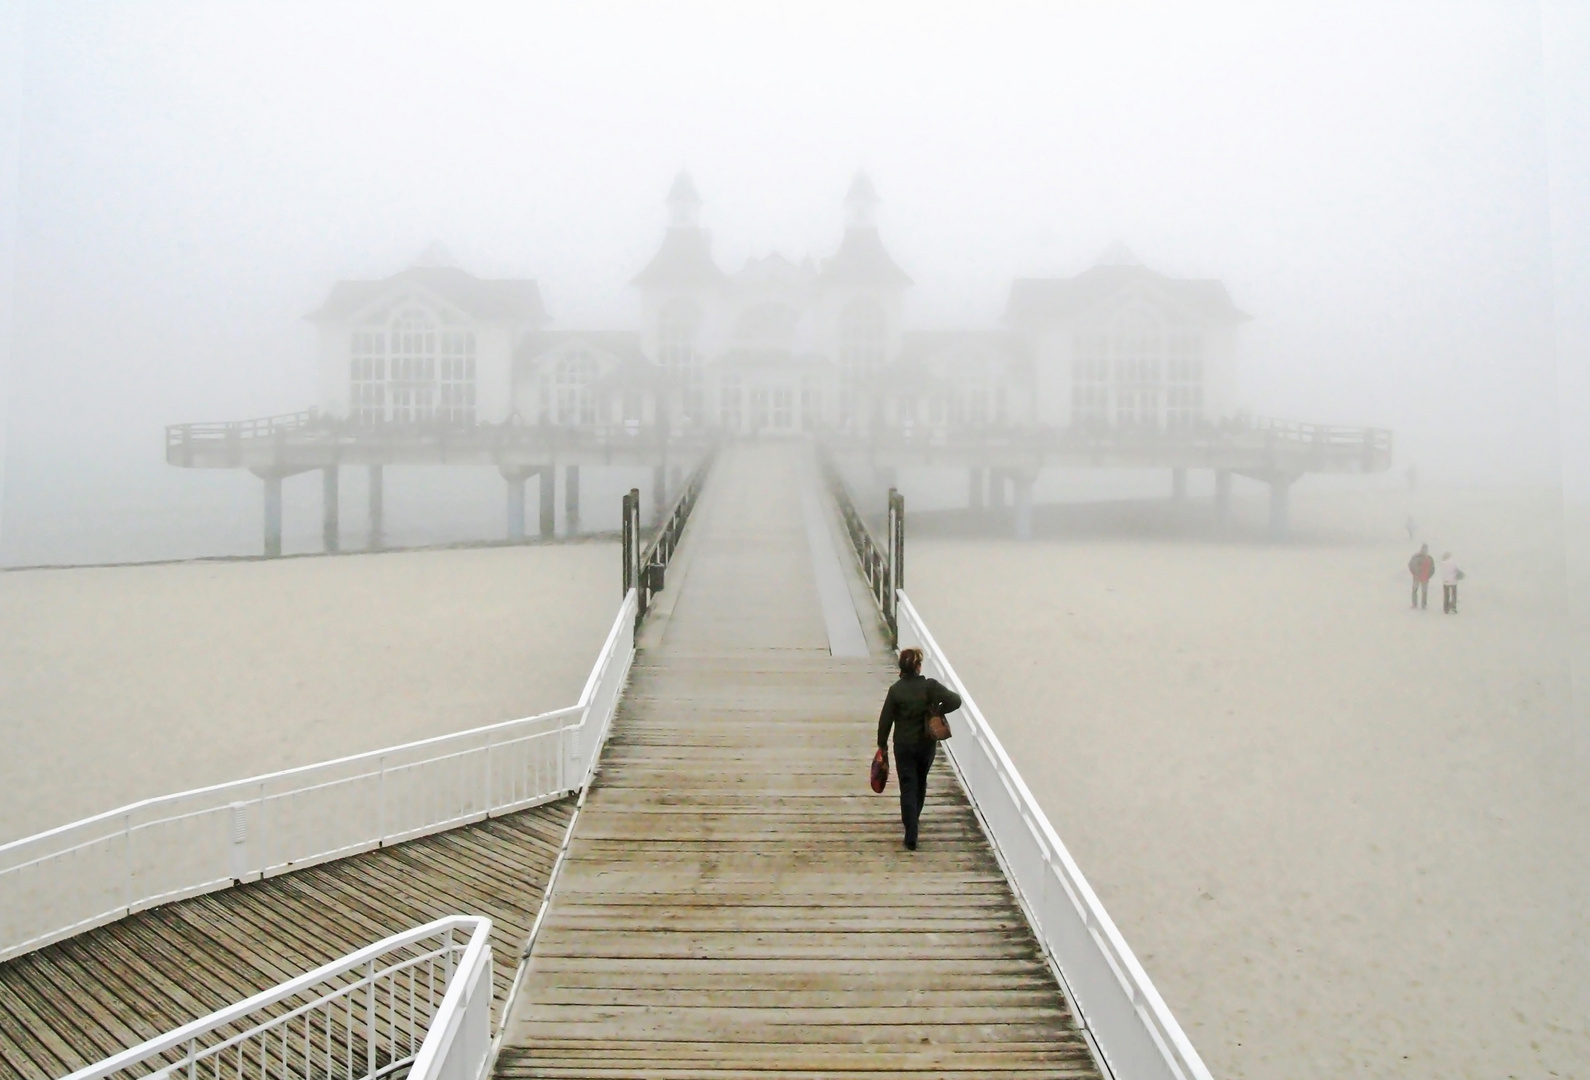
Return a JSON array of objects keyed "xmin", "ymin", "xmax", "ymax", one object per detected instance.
[
  {"xmin": 538, "ymin": 465, "xmax": 556, "ymax": 540},
  {"xmin": 566, "ymin": 465, "xmax": 581, "ymax": 536},
  {"xmin": 262, "ymin": 473, "xmax": 283, "ymax": 558},
  {"xmin": 322, "ymin": 466, "xmax": 340, "ymax": 554},
  {"xmin": 368, "ymin": 464, "xmax": 385, "ymax": 550},
  {"xmin": 505, "ymin": 469, "xmax": 527, "ymax": 543},
  {"xmin": 621, "ymin": 489, "xmax": 635, "ymax": 595}
]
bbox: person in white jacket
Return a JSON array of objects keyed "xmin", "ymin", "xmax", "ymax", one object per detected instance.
[{"xmin": 1440, "ymin": 552, "xmax": 1464, "ymax": 614}]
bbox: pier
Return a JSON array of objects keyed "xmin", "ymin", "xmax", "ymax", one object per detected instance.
[{"xmin": 2, "ymin": 441, "xmax": 1212, "ymax": 1080}]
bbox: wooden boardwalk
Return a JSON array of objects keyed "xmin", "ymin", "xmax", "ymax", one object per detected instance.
[
  {"xmin": 0, "ymin": 802, "xmax": 573, "ymax": 1080},
  {"xmin": 498, "ymin": 443, "xmax": 1101, "ymax": 1079}
]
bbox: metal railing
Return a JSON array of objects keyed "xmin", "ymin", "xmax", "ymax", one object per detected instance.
[
  {"xmin": 64, "ymin": 916, "xmax": 494, "ymax": 1080},
  {"xmin": 622, "ymin": 446, "xmax": 717, "ymax": 623},
  {"xmin": 897, "ymin": 594, "xmax": 1213, "ymax": 1080},
  {"xmin": 817, "ymin": 448, "xmax": 903, "ymax": 641},
  {"xmin": 0, "ymin": 592, "xmax": 638, "ymax": 966}
]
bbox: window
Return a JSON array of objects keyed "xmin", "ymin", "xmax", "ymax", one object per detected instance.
[
  {"xmin": 801, "ymin": 381, "xmax": 823, "ymax": 431},
  {"xmin": 350, "ymin": 331, "xmax": 386, "ymax": 425},
  {"xmin": 1112, "ymin": 307, "xmax": 1162, "ymax": 428},
  {"xmin": 659, "ymin": 299, "xmax": 703, "ymax": 420},
  {"xmin": 554, "ymin": 351, "xmax": 598, "ymax": 425},
  {"xmin": 438, "ymin": 330, "xmax": 476, "ymax": 424},
  {"xmin": 1072, "ymin": 333, "xmax": 1110, "ymax": 427},
  {"xmin": 1165, "ymin": 334, "xmax": 1204, "ymax": 430},
  {"xmin": 750, "ymin": 387, "xmax": 770, "ymax": 430},
  {"xmin": 839, "ymin": 299, "xmax": 885, "ymax": 381},
  {"xmin": 772, "ymin": 387, "xmax": 793, "ymax": 429},
  {"xmin": 389, "ymin": 309, "xmax": 438, "ymax": 422}
]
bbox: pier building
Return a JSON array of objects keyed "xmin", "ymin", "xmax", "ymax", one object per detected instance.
[{"xmin": 165, "ymin": 172, "xmax": 1391, "ymax": 553}]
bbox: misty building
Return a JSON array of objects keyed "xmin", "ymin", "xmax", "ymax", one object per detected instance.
[{"xmin": 306, "ymin": 173, "xmax": 1242, "ymax": 439}]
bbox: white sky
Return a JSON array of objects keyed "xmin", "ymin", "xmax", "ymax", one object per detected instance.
[{"xmin": 1, "ymin": 0, "xmax": 1586, "ymax": 530}]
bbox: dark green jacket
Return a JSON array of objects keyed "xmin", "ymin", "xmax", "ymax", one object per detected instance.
[{"xmin": 878, "ymin": 673, "xmax": 963, "ymax": 750}]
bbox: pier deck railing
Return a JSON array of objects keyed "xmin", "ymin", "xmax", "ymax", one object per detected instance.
[
  {"xmin": 64, "ymin": 915, "xmax": 494, "ymax": 1080},
  {"xmin": 898, "ymin": 595, "xmax": 1214, "ymax": 1080},
  {"xmin": 0, "ymin": 592, "xmax": 637, "ymax": 967}
]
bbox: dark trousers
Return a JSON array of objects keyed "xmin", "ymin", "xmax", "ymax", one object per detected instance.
[
  {"xmin": 894, "ymin": 740, "xmax": 938, "ymax": 845},
  {"xmin": 1412, "ymin": 580, "xmax": 1428, "ymax": 608},
  {"xmin": 1443, "ymin": 584, "xmax": 1458, "ymax": 613}
]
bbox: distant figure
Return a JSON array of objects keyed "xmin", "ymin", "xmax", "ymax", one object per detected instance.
[
  {"xmin": 1440, "ymin": 552, "xmax": 1464, "ymax": 614},
  {"xmin": 1405, "ymin": 514, "xmax": 1418, "ymax": 540},
  {"xmin": 877, "ymin": 648, "xmax": 962, "ymax": 851},
  {"xmin": 1408, "ymin": 544, "xmax": 1434, "ymax": 609}
]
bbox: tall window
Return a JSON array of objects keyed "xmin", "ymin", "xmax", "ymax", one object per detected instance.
[
  {"xmin": 389, "ymin": 309, "xmax": 438, "ymax": 422},
  {"xmin": 350, "ymin": 331, "xmax": 386, "ymax": 425},
  {"xmin": 659, "ymin": 299, "xmax": 703, "ymax": 420},
  {"xmin": 1112, "ymin": 307, "xmax": 1162, "ymax": 428},
  {"xmin": 839, "ymin": 299, "xmax": 885, "ymax": 381},
  {"xmin": 1165, "ymin": 333, "xmax": 1204, "ymax": 430},
  {"xmin": 554, "ymin": 352, "xmax": 598, "ymax": 425},
  {"xmin": 438, "ymin": 330, "xmax": 476, "ymax": 424},
  {"xmin": 750, "ymin": 387, "xmax": 770, "ymax": 430},
  {"xmin": 772, "ymin": 387, "xmax": 793, "ymax": 429},
  {"xmin": 1072, "ymin": 333, "xmax": 1110, "ymax": 428}
]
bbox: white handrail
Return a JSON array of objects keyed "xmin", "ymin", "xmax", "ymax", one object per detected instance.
[
  {"xmin": 64, "ymin": 915, "xmax": 493, "ymax": 1080},
  {"xmin": 897, "ymin": 592, "xmax": 1214, "ymax": 1080},
  {"xmin": 0, "ymin": 590, "xmax": 638, "ymax": 966}
]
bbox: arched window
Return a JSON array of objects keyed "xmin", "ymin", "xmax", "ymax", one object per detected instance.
[
  {"xmin": 438, "ymin": 330, "xmax": 476, "ymax": 424},
  {"xmin": 839, "ymin": 299, "xmax": 885, "ymax": 381},
  {"xmin": 659, "ymin": 299, "xmax": 702, "ymax": 420},
  {"xmin": 389, "ymin": 308, "xmax": 438, "ymax": 423},
  {"xmin": 1164, "ymin": 331, "xmax": 1204, "ymax": 430},
  {"xmin": 1111, "ymin": 306, "xmax": 1163, "ymax": 428},
  {"xmin": 350, "ymin": 330, "xmax": 386, "ymax": 425},
  {"xmin": 554, "ymin": 352, "xmax": 599, "ymax": 426}
]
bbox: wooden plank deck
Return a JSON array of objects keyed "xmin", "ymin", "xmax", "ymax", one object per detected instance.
[
  {"xmin": 0, "ymin": 801, "xmax": 574, "ymax": 1080},
  {"xmin": 497, "ymin": 443, "xmax": 1101, "ymax": 1080}
]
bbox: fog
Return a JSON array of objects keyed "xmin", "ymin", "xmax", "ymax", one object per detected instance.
[{"xmin": 0, "ymin": 1, "xmax": 1584, "ymax": 563}]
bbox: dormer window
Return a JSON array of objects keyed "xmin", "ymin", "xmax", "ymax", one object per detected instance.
[{"xmin": 554, "ymin": 352, "xmax": 599, "ymax": 426}]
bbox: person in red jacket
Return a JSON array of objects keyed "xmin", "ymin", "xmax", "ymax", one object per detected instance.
[{"xmin": 1408, "ymin": 543, "xmax": 1435, "ymax": 609}]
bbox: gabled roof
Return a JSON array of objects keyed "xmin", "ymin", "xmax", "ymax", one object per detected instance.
[
  {"xmin": 818, "ymin": 227, "xmax": 913, "ymax": 288},
  {"xmin": 1005, "ymin": 265, "xmax": 1248, "ymax": 326},
  {"xmin": 306, "ymin": 266, "xmax": 548, "ymax": 323},
  {"xmin": 631, "ymin": 228, "xmax": 725, "ymax": 287}
]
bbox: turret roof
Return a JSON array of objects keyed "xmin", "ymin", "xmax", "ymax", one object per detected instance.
[
  {"xmin": 819, "ymin": 227, "xmax": 913, "ymax": 288},
  {"xmin": 630, "ymin": 227, "xmax": 724, "ymax": 287}
]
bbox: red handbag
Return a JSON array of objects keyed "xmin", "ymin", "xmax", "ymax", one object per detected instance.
[{"xmin": 870, "ymin": 748, "xmax": 889, "ymax": 793}]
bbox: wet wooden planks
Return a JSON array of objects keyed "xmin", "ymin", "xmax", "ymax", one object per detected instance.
[
  {"xmin": 497, "ymin": 443, "xmax": 1101, "ymax": 1080},
  {"xmin": 0, "ymin": 801, "xmax": 573, "ymax": 1080}
]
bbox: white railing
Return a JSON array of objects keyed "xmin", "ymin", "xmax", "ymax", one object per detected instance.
[
  {"xmin": 0, "ymin": 590, "xmax": 638, "ymax": 966},
  {"xmin": 65, "ymin": 915, "xmax": 494, "ymax": 1080},
  {"xmin": 897, "ymin": 592, "xmax": 1214, "ymax": 1080}
]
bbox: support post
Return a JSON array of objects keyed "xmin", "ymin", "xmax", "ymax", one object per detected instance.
[
  {"xmin": 1269, "ymin": 476, "xmax": 1292, "ymax": 541},
  {"xmin": 968, "ymin": 467, "xmax": 985, "ymax": 512},
  {"xmin": 1214, "ymin": 469, "xmax": 1232, "ymax": 520},
  {"xmin": 565, "ymin": 464, "xmax": 581, "ymax": 536},
  {"xmin": 538, "ymin": 465, "xmax": 556, "ymax": 539},
  {"xmin": 367, "ymin": 464, "xmax": 385, "ymax": 550},
  {"xmin": 261, "ymin": 474, "xmax": 283, "ymax": 558},
  {"xmin": 504, "ymin": 469, "xmax": 527, "ymax": 543},
  {"xmin": 1013, "ymin": 474, "xmax": 1035, "ymax": 541},
  {"xmin": 621, "ymin": 489, "xmax": 635, "ymax": 595},
  {"xmin": 322, "ymin": 466, "xmax": 340, "ymax": 554},
  {"xmin": 1172, "ymin": 467, "xmax": 1188, "ymax": 502}
]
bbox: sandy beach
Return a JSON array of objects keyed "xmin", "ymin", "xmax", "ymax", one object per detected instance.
[
  {"xmin": 905, "ymin": 485, "xmax": 1588, "ymax": 1080},
  {"xmin": 0, "ymin": 543, "xmax": 621, "ymax": 844}
]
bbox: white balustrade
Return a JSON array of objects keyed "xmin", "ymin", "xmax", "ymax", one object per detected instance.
[
  {"xmin": 0, "ymin": 590, "xmax": 637, "ymax": 966},
  {"xmin": 64, "ymin": 915, "xmax": 494, "ymax": 1080},
  {"xmin": 897, "ymin": 592, "xmax": 1214, "ymax": 1080}
]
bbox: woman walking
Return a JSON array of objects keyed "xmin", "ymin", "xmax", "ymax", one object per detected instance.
[{"xmin": 877, "ymin": 648, "xmax": 962, "ymax": 851}]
